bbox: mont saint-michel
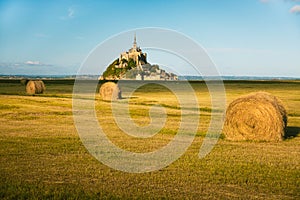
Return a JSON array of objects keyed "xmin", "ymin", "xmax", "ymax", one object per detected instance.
[{"xmin": 100, "ymin": 35, "xmax": 178, "ymax": 81}]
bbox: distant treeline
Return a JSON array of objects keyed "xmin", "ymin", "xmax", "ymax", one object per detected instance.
[
  {"xmin": 1, "ymin": 79, "xmax": 300, "ymax": 87},
  {"xmin": 1, "ymin": 75, "xmax": 299, "ymax": 81}
]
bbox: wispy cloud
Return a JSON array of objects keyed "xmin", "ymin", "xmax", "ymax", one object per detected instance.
[
  {"xmin": 25, "ymin": 60, "xmax": 40, "ymax": 65},
  {"xmin": 260, "ymin": 0, "xmax": 300, "ymax": 15},
  {"xmin": 262, "ymin": 0, "xmax": 300, "ymax": 2},
  {"xmin": 67, "ymin": 7, "xmax": 75, "ymax": 18},
  {"xmin": 24, "ymin": 61, "xmax": 52, "ymax": 66},
  {"xmin": 60, "ymin": 6, "xmax": 75, "ymax": 20},
  {"xmin": 290, "ymin": 5, "xmax": 300, "ymax": 13},
  {"xmin": 260, "ymin": 0, "xmax": 300, "ymax": 3}
]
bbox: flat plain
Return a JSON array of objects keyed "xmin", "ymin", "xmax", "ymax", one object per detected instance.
[{"xmin": 0, "ymin": 79, "xmax": 299, "ymax": 199}]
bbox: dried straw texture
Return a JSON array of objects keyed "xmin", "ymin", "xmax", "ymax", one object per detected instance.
[
  {"xmin": 223, "ymin": 92, "xmax": 287, "ymax": 141},
  {"xmin": 99, "ymin": 82, "xmax": 121, "ymax": 101},
  {"xmin": 26, "ymin": 80, "xmax": 46, "ymax": 94}
]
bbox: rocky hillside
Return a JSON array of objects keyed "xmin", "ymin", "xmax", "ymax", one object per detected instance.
[{"xmin": 102, "ymin": 58, "xmax": 137, "ymax": 80}]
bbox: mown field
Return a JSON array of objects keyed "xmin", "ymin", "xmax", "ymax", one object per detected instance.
[{"xmin": 0, "ymin": 79, "xmax": 299, "ymax": 199}]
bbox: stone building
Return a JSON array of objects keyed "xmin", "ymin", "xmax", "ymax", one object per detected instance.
[
  {"xmin": 100, "ymin": 34, "xmax": 178, "ymax": 81},
  {"xmin": 116, "ymin": 34, "xmax": 147, "ymax": 70}
]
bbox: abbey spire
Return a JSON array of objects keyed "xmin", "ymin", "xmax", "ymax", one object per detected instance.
[{"xmin": 133, "ymin": 33, "xmax": 137, "ymax": 49}]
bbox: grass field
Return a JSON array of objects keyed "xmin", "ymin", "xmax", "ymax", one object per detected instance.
[{"xmin": 0, "ymin": 79, "xmax": 299, "ymax": 199}]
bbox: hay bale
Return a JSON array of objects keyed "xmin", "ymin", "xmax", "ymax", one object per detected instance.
[
  {"xmin": 223, "ymin": 92, "xmax": 287, "ymax": 141},
  {"xmin": 99, "ymin": 82, "xmax": 121, "ymax": 101},
  {"xmin": 26, "ymin": 80, "xmax": 46, "ymax": 94},
  {"xmin": 20, "ymin": 79, "xmax": 29, "ymax": 86}
]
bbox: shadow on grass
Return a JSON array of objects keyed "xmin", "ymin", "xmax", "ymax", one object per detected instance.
[
  {"xmin": 285, "ymin": 126, "xmax": 300, "ymax": 138},
  {"xmin": 120, "ymin": 96, "xmax": 138, "ymax": 100}
]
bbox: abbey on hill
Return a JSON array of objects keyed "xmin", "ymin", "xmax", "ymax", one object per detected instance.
[
  {"xmin": 117, "ymin": 34, "xmax": 147, "ymax": 71},
  {"xmin": 100, "ymin": 35, "xmax": 178, "ymax": 81}
]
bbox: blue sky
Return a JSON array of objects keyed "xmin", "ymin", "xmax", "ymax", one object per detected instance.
[{"xmin": 0, "ymin": 0, "xmax": 300, "ymax": 76}]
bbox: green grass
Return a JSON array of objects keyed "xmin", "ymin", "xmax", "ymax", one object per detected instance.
[{"xmin": 0, "ymin": 79, "xmax": 300, "ymax": 199}]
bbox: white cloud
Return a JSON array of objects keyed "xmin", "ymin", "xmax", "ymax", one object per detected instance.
[
  {"xmin": 60, "ymin": 6, "xmax": 75, "ymax": 20},
  {"xmin": 68, "ymin": 8, "xmax": 75, "ymax": 18},
  {"xmin": 261, "ymin": 0, "xmax": 300, "ymax": 3},
  {"xmin": 25, "ymin": 61, "xmax": 40, "ymax": 65},
  {"xmin": 290, "ymin": 5, "xmax": 300, "ymax": 13},
  {"xmin": 24, "ymin": 61, "xmax": 52, "ymax": 66}
]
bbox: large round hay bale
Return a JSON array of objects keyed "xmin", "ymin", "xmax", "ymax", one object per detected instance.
[
  {"xmin": 223, "ymin": 92, "xmax": 287, "ymax": 141},
  {"xmin": 99, "ymin": 82, "xmax": 121, "ymax": 101},
  {"xmin": 26, "ymin": 80, "xmax": 46, "ymax": 94}
]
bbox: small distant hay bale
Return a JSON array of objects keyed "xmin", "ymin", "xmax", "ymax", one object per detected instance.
[
  {"xmin": 223, "ymin": 92, "xmax": 287, "ymax": 141},
  {"xmin": 99, "ymin": 82, "xmax": 121, "ymax": 101},
  {"xmin": 26, "ymin": 80, "xmax": 46, "ymax": 94},
  {"xmin": 20, "ymin": 79, "xmax": 29, "ymax": 86}
]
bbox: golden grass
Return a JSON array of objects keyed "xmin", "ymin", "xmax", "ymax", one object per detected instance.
[{"xmin": 0, "ymin": 80, "xmax": 299, "ymax": 199}]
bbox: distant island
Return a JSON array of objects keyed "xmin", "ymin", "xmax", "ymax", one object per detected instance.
[{"xmin": 100, "ymin": 34, "xmax": 178, "ymax": 81}]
